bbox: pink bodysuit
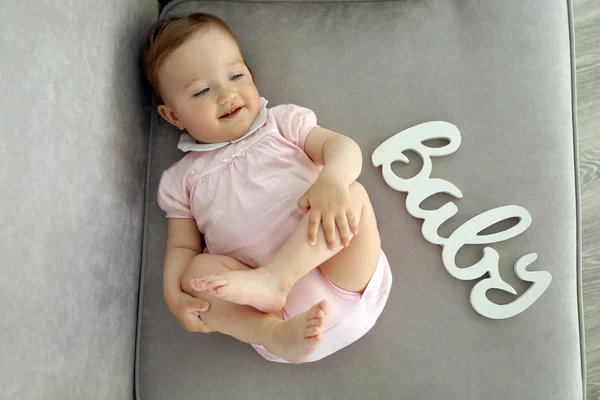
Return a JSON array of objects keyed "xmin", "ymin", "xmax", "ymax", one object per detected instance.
[{"xmin": 157, "ymin": 98, "xmax": 392, "ymax": 363}]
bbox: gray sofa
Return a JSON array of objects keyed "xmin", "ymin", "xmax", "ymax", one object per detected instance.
[{"xmin": 1, "ymin": 0, "xmax": 585, "ymax": 399}]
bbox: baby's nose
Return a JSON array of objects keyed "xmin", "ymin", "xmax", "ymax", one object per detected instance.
[{"xmin": 218, "ymin": 88, "xmax": 237, "ymax": 104}]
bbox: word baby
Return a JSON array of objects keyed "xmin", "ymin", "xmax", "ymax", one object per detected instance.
[{"xmin": 372, "ymin": 121, "xmax": 551, "ymax": 319}]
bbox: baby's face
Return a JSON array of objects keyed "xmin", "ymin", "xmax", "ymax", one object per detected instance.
[{"xmin": 157, "ymin": 27, "xmax": 260, "ymax": 144}]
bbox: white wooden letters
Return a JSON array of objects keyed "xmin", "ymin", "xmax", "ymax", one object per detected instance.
[{"xmin": 372, "ymin": 121, "xmax": 552, "ymax": 319}]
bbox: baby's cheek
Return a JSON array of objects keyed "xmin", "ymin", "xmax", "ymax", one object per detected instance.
[
  {"xmin": 245, "ymin": 85, "xmax": 261, "ymax": 111},
  {"xmin": 186, "ymin": 107, "xmax": 215, "ymax": 141},
  {"xmin": 242, "ymin": 79, "xmax": 259, "ymax": 96},
  {"xmin": 193, "ymin": 106, "xmax": 215, "ymax": 126}
]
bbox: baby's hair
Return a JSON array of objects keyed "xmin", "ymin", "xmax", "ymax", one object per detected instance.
[{"xmin": 142, "ymin": 12, "xmax": 252, "ymax": 104}]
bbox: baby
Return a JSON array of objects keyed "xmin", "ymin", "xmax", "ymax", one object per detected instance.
[{"xmin": 143, "ymin": 12, "xmax": 393, "ymax": 364}]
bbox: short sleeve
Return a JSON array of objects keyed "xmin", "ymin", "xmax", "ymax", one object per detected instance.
[
  {"xmin": 270, "ymin": 104, "xmax": 318, "ymax": 150},
  {"xmin": 157, "ymin": 169, "xmax": 193, "ymax": 219}
]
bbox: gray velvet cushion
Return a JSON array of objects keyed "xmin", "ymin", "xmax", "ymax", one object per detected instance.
[
  {"xmin": 0, "ymin": 0, "xmax": 158, "ymax": 398},
  {"xmin": 137, "ymin": 0, "xmax": 585, "ymax": 399}
]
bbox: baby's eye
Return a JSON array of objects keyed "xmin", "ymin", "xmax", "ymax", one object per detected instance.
[
  {"xmin": 193, "ymin": 88, "xmax": 210, "ymax": 97},
  {"xmin": 231, "ymin": 74, "xmax": 244, "ymax": 81}
]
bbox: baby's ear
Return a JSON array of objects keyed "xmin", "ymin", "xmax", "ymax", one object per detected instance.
[{"xmin": 157, "ymin": 104, "xmax": 184, "ymax": 130}]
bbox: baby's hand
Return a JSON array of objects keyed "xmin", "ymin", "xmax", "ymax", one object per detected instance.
[
  {"xmin": 297, "ymin": 176, "xmax": 360, "ymax": 250},
  {"xmin": 170, "ymin": 292, "xmax": 215, "ymax": 334}
]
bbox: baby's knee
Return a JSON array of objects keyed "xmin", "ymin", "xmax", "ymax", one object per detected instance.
[
  {"xmin": 349, "ymin": 181, "xmax": 371, "ymax": 207},
  {"xmin": 349, "ymin": 181, "xmax": 378, "ymax": 228}
]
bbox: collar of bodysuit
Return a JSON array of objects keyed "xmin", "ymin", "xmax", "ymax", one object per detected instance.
[{"xmin": 177, "ymin": 97, "xmax": 268, "ymax": 152}]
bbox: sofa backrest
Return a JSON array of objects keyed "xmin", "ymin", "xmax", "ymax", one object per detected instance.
[{"xmin": 0, "ymin": 1, "xmax": 157, "ymax": 398}]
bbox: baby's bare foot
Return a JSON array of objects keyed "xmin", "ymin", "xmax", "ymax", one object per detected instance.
[
  {"xmin": 266, "ymin": 300, "xmax": 331, "ymax": 364},
  {"xmin": 190, "ymin": 268, "xmax": 289, "ymax": 313}
]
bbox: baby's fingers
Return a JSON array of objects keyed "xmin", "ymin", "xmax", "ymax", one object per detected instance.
[
  {"xmin": 181, "ymin": 297, "xmax": 214, "ymax": 333},
  {"xmin": 187, "ymin": 313, "xmax": 215, "ymax": 333},
  {"xmin": 323, "ymin": 213, "xmax": 337, "ymax": 250},
  {"xmin": 307, "ymin": 211, "xmax": 321, "ymax": 245},
  {"xmin": 336, "ymin": 213, "xmax": 352, "ymax": 247},
  {"xmin": 347, "ymin": 210, "xmax": 360, "ymax": 235}
]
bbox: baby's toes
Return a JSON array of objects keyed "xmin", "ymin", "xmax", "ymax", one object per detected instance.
[
  {"xmin": 206, "ymin": 277, "xmax": 227, "ymax": 291},
  {"xmin": 198, "ymin": 275, "xmax": 218, "ymax": 286},
  {"xmin": 309, "ymin": 308, "xmax": 325, "ymax": 320},
  {"xmin": 304, "ymin": 326, "xmax": 322, "ymax": 338},
  {"xmin": 318, "ymin": 300, "xmax": 331, "ymax": 315},
  {"xmin": 190, "ymin": 278, "xmax": 205, "ymax": 291},
  {"xmin": 211, "ymin": 284, "xmax": 231, "ymax": 295}
]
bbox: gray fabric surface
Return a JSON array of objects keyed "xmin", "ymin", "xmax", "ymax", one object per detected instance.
[
  {"xmin": 137, "ymin": 0, "xmax": 584, "ymax": 399},
  {"xmin": 0, "ymin": 1, "xmax": 157, "ymax": 399}
]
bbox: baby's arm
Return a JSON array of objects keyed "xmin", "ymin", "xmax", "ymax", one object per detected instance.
[
  {"xmin": 259, "ymin": 127, "xmax": 363, "ymax": 285},
  {"xmin": 163, "ymin": 218, "xmax": 213, "ymax": 333},
  {"xmin": 263, "ymin": 127, "xmax": 367, "ymax": 283},
  {"xmin": 298, "ymin": 126, "xmax": 363, "ymax": 248},
  {"xmin": 303, "ymin": 126, "xmax": 362, "ymax": 185}
]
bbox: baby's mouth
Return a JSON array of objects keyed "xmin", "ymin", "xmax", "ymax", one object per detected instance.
[{"xmin": 219, "ymin": 106, "xmax": 243, "ymax": 119}]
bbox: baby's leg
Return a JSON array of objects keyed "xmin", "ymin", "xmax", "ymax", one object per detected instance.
[
  {"xmin": 194, "ymin": 181, "xmax": 380, "ymax": 311},
  {"xmin": 181, "ymin": 254, "xmax": 331, "ymax": 364},
  {"xmin": 317, "ymin": 181, "xmax": 381, "ymax": 293}
]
